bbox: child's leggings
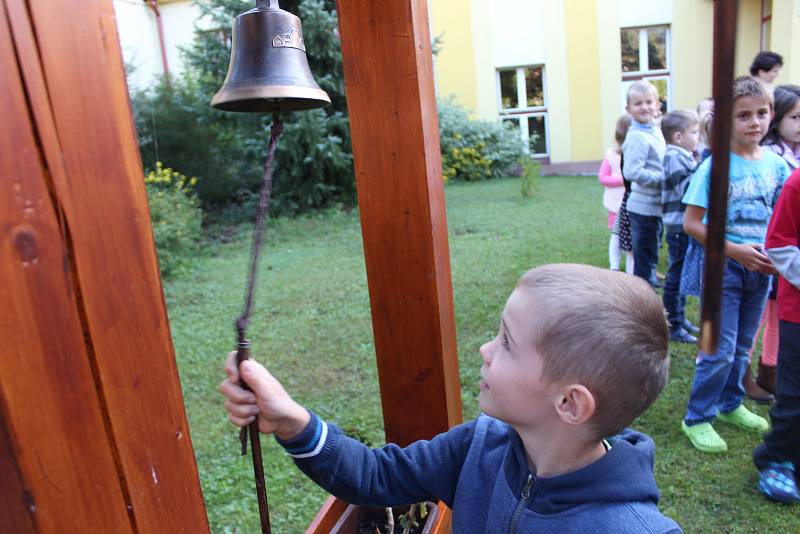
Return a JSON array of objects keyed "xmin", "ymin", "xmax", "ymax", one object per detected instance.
[
  {"xmin": 749, "ymin": 298, "xmax": 779, "ymax": 367},
  {"xmin": 609, "ymin": 234, "xmax": 634, "ymax": 274}
]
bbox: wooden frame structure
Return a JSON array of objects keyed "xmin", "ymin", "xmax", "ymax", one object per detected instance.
[
  {"xmin": 2, "ymin": 0, "xmax": 460, "ymax": 531},
  {"xmin": 1, "ymin": 0, "xmax": 738, "ymax": 532}
]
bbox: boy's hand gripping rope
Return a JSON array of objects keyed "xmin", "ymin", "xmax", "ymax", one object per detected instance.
[{"xmin": 234, "ymin": 111, "xmax": 283, "ymax": 534}]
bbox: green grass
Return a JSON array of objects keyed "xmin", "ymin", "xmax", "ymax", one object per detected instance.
[{"xmin": 165, "ymin": 176, "xmax": 800, "ymax": 533}]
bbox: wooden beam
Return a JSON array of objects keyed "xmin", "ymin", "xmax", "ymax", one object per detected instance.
[
  {"xmin": 3, "ymin": 0, "xmax": 210, "ymax": 530},
  {"xmin": 337, "ymin": 0, "xmax": 463, "ymax": 446},
  {"xmin": 0, "ymin": 2, "xmax": 132, "ymax": 530},
  {"xmin": 700, "ymin": 0, "xmax": 738, "ymax": 354}
]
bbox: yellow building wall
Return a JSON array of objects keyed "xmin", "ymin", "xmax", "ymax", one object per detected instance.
[
  {"xmin": 597, "ymin": 0, "xmax": 623, "ymax": 153},
  {"xmin": 471, "ymin": 0, "xmax": 499, "ymax": 120},
  {"xmin": 542, "ymin": 1, "xmax": 573, "ymax": 162},
  {"xmin": 736, "ymin": 0, "xmax": 762, "ymax": 77},
  {"xmin": 430, "ymin": 0, "xmax": 479, "ymax": 113},
  {"xmin": 671, "ymin": 0, "xmax": 713, "ymax": 111},
  {"xmin": 564, "ymin": 0, "xmax": 603, "ymax": 161},
  {"xmin": 430, "ymin": 0, "xmax": 798, "ymax": 165},
  {"xmin": 770, "ymin": 0, "xmax": 800, "ymax": 84}
]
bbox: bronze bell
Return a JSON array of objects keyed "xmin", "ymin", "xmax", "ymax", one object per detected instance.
[{"xmin": 211, "ymin": 0, "xmax": 330, "ymax": 113}]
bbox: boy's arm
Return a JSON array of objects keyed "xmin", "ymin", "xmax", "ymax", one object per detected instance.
[
  {"xmin": 220, "ymin": 354, "xmax": 469, "ymax": 507},
  {"xmin": 683, "ymin": 205, "xmax": 774, "ymax": 274},
  {"xmin": 661, "ymin": 155, "xmax": 690, "ymax": 193},
  {"xmin": 766, "ymin": 179, "xmax": 800, "ymax": 288},
  {"xmin": 622, "ymin": 135, "xmax": 662, "ymax": 186},
  {"xmin": 280, "ymin": 411, "xmax": 472, "ymax": 508}
]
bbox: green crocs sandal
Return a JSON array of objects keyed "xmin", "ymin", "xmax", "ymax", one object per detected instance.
[
  {"xmin": 681, "ymin": 421, "xmax": 728, "ymax": 453},
  {"xmin": 717, "ymin": 405, "xmax": 769, "ymax": 433}
]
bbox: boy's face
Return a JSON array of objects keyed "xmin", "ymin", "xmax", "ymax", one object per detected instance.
[
  {"xmin": 478, "ymin": 289, "xmax": 561, "ymax": 428},
  {"xmin": 731, "ymin": 95, "xmax": 771, "ymax": 148},
  {"xmin": 626, "ymin": 91, "xmax": 656, "ymax": 124},
  {"xmin": 673, "ymin": 123, "xmax": 700, "ymax": 153}
]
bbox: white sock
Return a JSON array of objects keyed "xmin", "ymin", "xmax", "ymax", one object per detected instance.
[
  {"xmin": 609, "ymin": 234, "xmax": 621, "ymax": 270},
  {"xmin": 625, "ymin": 252, "xmax": 634, "ymax": 275}
]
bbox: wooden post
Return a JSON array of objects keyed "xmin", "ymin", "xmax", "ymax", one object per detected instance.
[
  {"xmin": 0, "ymin": 0, "xmax": 209, "ymax": 531},
  {"xmin": 337, "ymin": 0, "xmax": 463, "ymax": 445}
]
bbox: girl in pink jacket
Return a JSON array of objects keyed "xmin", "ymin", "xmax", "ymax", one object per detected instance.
[{"xmin": 600, "ymin": 114, "xmax": 633, "ymax": 273}]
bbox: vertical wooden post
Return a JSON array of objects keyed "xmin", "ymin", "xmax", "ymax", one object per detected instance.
[
  {"xmin": 700, "ymin": 0, "xmax": 738, "ymax": 354},
  {"xmin": 337, "ymin": 0, "xmax": 463, "ymax": 446},
  {"xmin": 1, "ymin": 0, "xmax": 209, "ymax": 531}
]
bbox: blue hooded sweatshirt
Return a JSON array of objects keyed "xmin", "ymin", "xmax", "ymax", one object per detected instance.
[{"xmin": 277, "ymin": 412, "xmax": 682, "ymax": 533}]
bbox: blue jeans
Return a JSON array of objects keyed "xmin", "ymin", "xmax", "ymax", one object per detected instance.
[
  {"xmin": 754, "ymin": 320, "xmax": 800, "ymax": 471},
  {"xmin": 684, "ymin": 259, "xmax": 770, "ymax": 425},
  {"xmin": 664, "ymin": 231, "xmax": 688, "ymax": 331},
  {"xmin": 628, "ymin": 212, "xmax": 661, "ymax": 285}
]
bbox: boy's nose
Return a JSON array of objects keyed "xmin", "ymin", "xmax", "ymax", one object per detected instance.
[{"xmin": 479, "ymin": 341, "xmax": 493, "ymax": 365}]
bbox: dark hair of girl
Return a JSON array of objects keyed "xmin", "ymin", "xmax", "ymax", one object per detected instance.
[
  {"xmin": 749, "ymin": 51, "xmax": 783, "ymax": 76},
  {"xmin": 762, "ymin": 85, "xmax": 800, "ymax": 152}
]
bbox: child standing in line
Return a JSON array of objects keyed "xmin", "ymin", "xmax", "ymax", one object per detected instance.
[
  {"xmin": 221, "ymin": 264, "xmax": 682, "ymax": 533},
  {"xmin": 749, "ymin": 85, "xmax": 800, "ymax": 399},
  {"xmin": 660, "ymin": 110, "xmax": 701, "ymax": 344},
  {"xmin": 623, "ymin": 81, "xmax": 666, "ymax": 285},
  {"xmin": 681, "ymin": 77, "xmax": 791, "ymax": 454},
  {"xmin": 599, "ymin": 114, "xmax": 633, "ymax": 273},
  {"xmin": 753, "ymin": 165, "xmax": 800, "ymax": 504},
  {"xmin": 696, "ymin": 98, "xmax": 714, "ymax": 160}
]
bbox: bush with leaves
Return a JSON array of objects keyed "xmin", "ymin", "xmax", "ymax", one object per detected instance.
[
  {"xmin": 438, "ymin": 98, "xmax": 526, "ymax": 181},
  {"xmin": 132, "ymin": 0, "xmax": 354, "ymax": 215},
  {"xmin": 145, "ymin": 163, "xmax": 203, "ymax": 277}
]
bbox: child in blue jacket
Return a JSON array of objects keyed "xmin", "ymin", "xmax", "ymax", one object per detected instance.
[{"xmin": 221, "ymin": 264, "xmax": 682, "ymax": 533}]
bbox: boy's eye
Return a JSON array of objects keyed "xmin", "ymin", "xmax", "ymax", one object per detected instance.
[{"xmin": 502, "ymin": 334, "xmax": 511, "ymax": 350}]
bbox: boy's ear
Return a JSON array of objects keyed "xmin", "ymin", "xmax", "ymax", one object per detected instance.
[{"xmin": 554, "ymin": 384, "xmax": 596, "ymax": 426}]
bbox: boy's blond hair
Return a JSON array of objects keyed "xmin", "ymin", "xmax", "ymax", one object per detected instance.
[
  {"xmin": 733, "ymin": 76, "xmax": 771, "ymax": 106},
  {"xmin": 517, "ymin": 264, "xmax": 669, "ymax": 438},
  {"xmin": 626, "ymin": 80, "xmax": 658, "ymax": 104}
]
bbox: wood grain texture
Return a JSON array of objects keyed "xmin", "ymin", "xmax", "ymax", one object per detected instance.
[
  {"xmin": 700, "ymin": 0, "xmax": 738, "ymax": 354},
  {"xmin": 0, "ymin": 2, "xmax": 133, "ymax": 531},
  {"xmin": 0, "ymin": 397, "xmax": 36, "ymax": 534},
  {"xmin": 5, "ymin": 0, "xmax": 210, "ymax": 531},
  {"xmin": 337, "ymin": 0, "xmax": 463, "ymax": 446}
]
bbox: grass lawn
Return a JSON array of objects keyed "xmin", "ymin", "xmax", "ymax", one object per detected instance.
[{"xmin": 165, "ymin": 175, "xmax": 800, "ymax": 533}]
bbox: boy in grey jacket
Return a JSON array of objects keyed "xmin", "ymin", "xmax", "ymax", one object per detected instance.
[
  {"xmin": 660, "ymin": 110, "xmax": 701, "ymax": 343},
  {"xmin": 623, "ymin": 81, "xmax": 666, "ymax": 285}
]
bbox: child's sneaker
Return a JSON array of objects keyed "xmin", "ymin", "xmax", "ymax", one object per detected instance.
[
  {"xmin": 682, "ymin": 319, "xmax": 700, "ymax": 335},
  {"xmin": 759, "ymin": 462, "xmax": 800, "ymax": 504},
  {"xmin": 717, "ymin": 405, "xmax": 769, "ymax": 433},
  {"xmin": 681, "ymin": 421, "xmax": 727, "ymax": 453},
  {"xmin": 669, "ymin": 327, "xmax": 697, "ymax": 344}
]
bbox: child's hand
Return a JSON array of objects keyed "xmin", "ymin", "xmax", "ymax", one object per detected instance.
[
  {"xmin": 729, "ymin": 243, "xmax": 776, "ymax": 274},
  {"xmin": 219, "ymin": 352, "xmax": 310, "ymax": 440}
]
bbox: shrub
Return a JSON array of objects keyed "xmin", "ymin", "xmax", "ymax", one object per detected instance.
[
  {"xmin": 145, "ymin": 163, "xmax": 203, "ymax": 277},
  {"xmin": 131, "ymin": 0, "xmax": 355, "ymax": 216},
  {"xmin": 438, "ymin": 98, "xmax": 526, "ymax": 181},
  {"xmin": 519, "ymin": 157, "xmax": 540, "ymax": 198}
]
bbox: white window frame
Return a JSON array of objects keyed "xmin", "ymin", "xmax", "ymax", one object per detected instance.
[
  {"xmin": 760, "ymin": 0, "xmax": 772, "ymax": 50},
  {"xmin": 496, "ymin": 65, "xmax": 549, "ymax": 158},
  {"xmin": 620, "ymin": 25, "xmax": 671, "ymax": 78},
  {"xmin": 620, "ymin": 25, "xmax": 672, "ymax": 112}
]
